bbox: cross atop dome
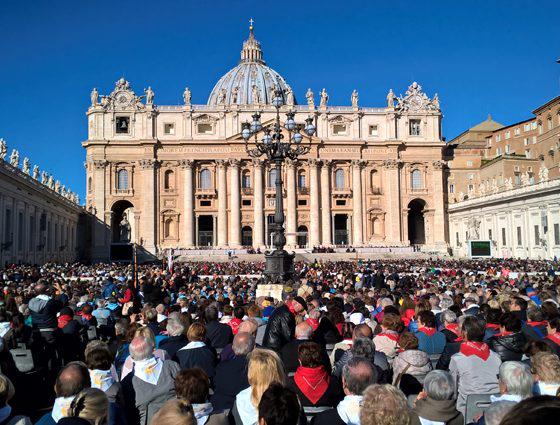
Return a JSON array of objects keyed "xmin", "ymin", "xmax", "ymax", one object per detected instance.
[{"xmin": 241, "ymin": 18, "xmax": 264, "ymax": 64}]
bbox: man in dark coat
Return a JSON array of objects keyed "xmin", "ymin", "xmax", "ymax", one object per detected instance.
[
  {"xmin": 263, "ymin": 296, "xmax": 307, "ymax": 352},
  {"xmin": 205, "ymin": 305, "xmax": 233, "ymax": 349},
  {"xmin": 211, "ymin": 332, "xmax": 254, "ymax": 411},
  {"xmin": 281, "ymin": 322, "xmax": 330, "ymax": 374}
]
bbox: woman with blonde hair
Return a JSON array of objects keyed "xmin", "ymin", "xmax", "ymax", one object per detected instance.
[
  {"xmin": 230, "ymin": 348, "xmax": 286, "ymax": 425},
  {"xmin": 150, "ymin": 399, "xmax": 195, "ymax": 425},
  {"xmin": 58, "ymin": 388, "xmax": 109, "ymax": 425}
]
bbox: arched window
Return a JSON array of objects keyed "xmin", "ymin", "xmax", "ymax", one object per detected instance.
[
  {"xmin": 164, "ymin": 170, "xmax": 174, "ymax": 189},
  {"xmin": 199, "ymin": 169, "xmax": 211, "ymax": 189},
  {"xmin": 242, "ymin": 170, "xmax": 251, "ymax": 188},
  {"xmin": 335, "ymin": 169, "xmax": 345, "ymax": 189},
  {"xmin": 268, "ymin": 169, "xmax": 278, "ymax": 188},
  {"xmin": 297, "ymin": 171, "xmax": 306, "ymax": 188},
  {"xmin": 117, "ymin": 169, "xmax": 128, "ymax": 190},
  {"xmin": 411, "ymin": 169, "xmax": 422, "ymax": 190}
]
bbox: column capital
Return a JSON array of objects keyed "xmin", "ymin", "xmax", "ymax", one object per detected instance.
[
  {"xmin": 252, "ymin": 158, "xmax": 264, "ymax": 168},
  {"xmin": 321, "ymin": 159, "xmax": 332, "ymax": 168},
  {"xmin": 382, "ymin": 159, "xmax": 402, "ymax": 169},
  {"xmin": 139, "ymin": 159, "xmax": 159, "ymax": 169},
  {"xmin": 216, "ymin": 159, "xmax": 228, "ymax": 169},
  {"xmin": 351, "ymin": 159, "xmax": 366, "ymax": 168},
  {"xmin": 228, "ymin": 159, "xmax": 241, "ymax": 168},
  {"xmin": 179, "ymin": 159, "xmax": 194, "ymax": 169},
  {"xmin": 286, "ymin": 159, "xmax": 297, "ymax": 169},
  {"xmin": 432, "ymin": 160, "xmax": 447, "ymax": 170},
  {"xmin": 308, "ymin": 158, "xmax": 320, "ymax": 167},
  {"xmin": 93, "ymin": 160, "xmax": 108, "ymax": 170}
]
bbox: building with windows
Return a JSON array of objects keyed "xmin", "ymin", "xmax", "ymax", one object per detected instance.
[
  {"xmin": 83, "ymin": 24, "xmax": 447, "ymax": 258},
  {"xmin": 0, "ymin": 142, "xmax": 85, "ymax": 265},
  {"xmin": 448, "ymin": 95, "xmax": 560, "ymax": 259}
]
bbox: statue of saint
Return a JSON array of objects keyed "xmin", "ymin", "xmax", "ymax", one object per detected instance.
[
  {"xmin": 48, "ymin": 175, "xmax": 55, "ymax": 189},
  {"xmin": 251, "ymin": 85, "xmax": 260, "ymax": 104},
  {"xmin": 0, "ymin": 139, "xmax": 6, "ymax": 161},
  {"xmin": 32, "ymin": 165, "xmax": 39, "ymax": 179},
  {"xmin": 54, "ymin": 180, "xmax": 61, "ymax": 193},
  {"xmin": 539, "ymin": 166, "xmax": 549, "ymax": 182},
  {"xmin": 521, "ymin": 172, "xmax": 530, "ymax": 186},
  {"xmin": 231, "ymin": 86, "xmax": 239, "ymax": 103},
  {"xmin": 504, "ymin": 177, "xmax": 513, "ymax": 190},
  {"xmin": 22, "ymin": 158, "xmax": 30, "ymax": 175},
  {"xmin": 432, "ymin": 93, "xmax": 440, "ymax": 109},
  {"xmin": 319, "ymin": 88, "xmax": 328, "ymax": 107},
  {"xmin": 351, "ymin": 90, "xmax": 359, "ymax": 108},
  {"xmin": 183, "ymin": 87, "xmax": 192, "ymax": 105},
  {"xmin": 285, "ymin": 86, "xmax": 294, "ymax": 106},
  {"xmin": 9, "ymin": 149, "xmax": 19, "ymax": 167},
  {"xmin": 144, "ymin": 87, "xmax": 154, "ymax": 105},
  {"xmin": 119, "ymin": 216, "xmax": 131, "ymax": 242},
  {"xmin": 306, "ymin": 88, "xmax": 314, "ymax": 109},
  {"xmin": 41, "ymin": 171, "xmax": 48, "ymax": 184},
  {"xmin": 387, "ymin": 89, "xmax": 395, "ymax": 108},
  {"xmin": 90, "ymin": 88, "xmax": 99, "ymax": 106},
  {"xmin": 218, "ymin": 88, "xmax": 227, "ymax": 104}
]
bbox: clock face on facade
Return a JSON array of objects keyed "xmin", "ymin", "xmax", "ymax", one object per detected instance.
[{"xmin": 409, "ymin": 94, "xmax": 423, "ymax": 111}]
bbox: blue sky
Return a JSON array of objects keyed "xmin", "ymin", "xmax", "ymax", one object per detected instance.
[{"xmin": 1, "ymin": 0, "xmax": 559, "ymax": 200}]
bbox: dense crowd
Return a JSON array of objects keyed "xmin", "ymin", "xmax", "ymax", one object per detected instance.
[{"xmin": 0, "ymin": 257, "xmax": 559, "ymax": 425}]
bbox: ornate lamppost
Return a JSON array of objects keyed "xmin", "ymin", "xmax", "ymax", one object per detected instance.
[{"xmin": 243, "ymin": 89, "xmax": 316, "ymax": 282}]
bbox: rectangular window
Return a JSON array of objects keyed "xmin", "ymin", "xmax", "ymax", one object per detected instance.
[
  {"xmin": 496, "ymin": 148, "xmax": 502, "ymax": 156},
  {"xmin": 505, "ymin": 131, "xmax": 511, "ymax": 139},
  {"xmin": 333, "ymin": 124, "xmax": 347, "ymax": 135},
  {"xmin": 496, "ymin": 135, "xmax": 501, "ymax": 142},
  {"xmin": 197, "ymin": 123, "xmax": 214, "ymax": 134},
  {"xmin": 524, "ymin": 123, "xmax": 531, "ymax": 131},
  {"xmin": 409, "ymin": 119, "xmax": 421, "ymax": 136},
  {"xmin": 531, "ymin": 122, "xmax": 537, "ymax": 130},
  {"xmin": 242, "ymin": 199, "xmax": 251, "ymax": 206},
  {"xmin": 368, "ymin": 125, "xmax": 378, "ymax": 136},
  {"xmin": 534, "ymin": 225, "xmax": 540, "ymax": 245},
  {"xmin": 501, "ymin": 228, "xmax": 506, "ymax": 245},
  {"xmin": 514, "ymin": 128, "xmax": 520, "ymax": 136},
  {"xmin": 554, "ymin": 223, "xmax": 560, "ymax": 245},
  {"xmin": 449, "ymin": 184, "xmax": 455, "ymax": 193},
  {"xmin": 335, "ymin": 200, "xmax": 346, "ymax": 206},
  {"xmin": 200, "ymin": 200, "xmax": 211, "ymax": 207},
  {"xmin": 466, "ymin": 160, "xmax": 473, "ymax": 167},
  {"xmin": 505, "ymin": 145, "xmax": 510, "ymax": 154},
  {"xmin": 514, "ymin": 173, "xmax": 521, "ymax": 186},
  {"xmin": 115, "ymin": 116, "xmax": 130, "ymax": 134},
  {"xmin": 164, "ymin": 123, "xmax": 175, "ymax": 135},
  {"xmin": 468, "ymin": 184, "xmax": 474, "ymax": 192},
  {"xmin": 298, "ymin": 199, "xmax": 307, "ymax": 206},
  {"xmin": 517, "ymin": 226, "xmax": 522, "ymax": 246},
  {"xmin": 523, "ymin": 138, "xmax": 529, "ymax": 146},
  {"xmin": 456, "ymin": 232, "xmax": 460, "ymax": 245},
  {"xmin": 525, "ymin": 149, "xmax": 531, "ymax": 158}
]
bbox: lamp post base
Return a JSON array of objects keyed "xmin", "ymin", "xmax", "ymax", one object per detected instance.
[{"xmin": 264, "ymin": 249, "xmax": 295, "ymax": 283}]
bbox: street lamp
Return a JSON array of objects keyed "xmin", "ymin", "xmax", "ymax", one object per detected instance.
[{"xmin": 243, "ymin": 89, "xmax": 316, "ymax": 282}]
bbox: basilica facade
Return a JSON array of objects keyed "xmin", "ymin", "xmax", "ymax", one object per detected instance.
[{"xmin": 83, "ymin": 25, "xmax": 448, "ymax": 258}]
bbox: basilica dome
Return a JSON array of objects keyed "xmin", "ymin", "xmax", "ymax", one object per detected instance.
[{"xmin": 207, "ymin": 25, "xmax": 295, "ymax": 106}]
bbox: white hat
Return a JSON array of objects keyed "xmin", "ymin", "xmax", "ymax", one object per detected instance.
[{"xmin": 349, "ymin": 312, "xmax": 365, "ymax": 325}]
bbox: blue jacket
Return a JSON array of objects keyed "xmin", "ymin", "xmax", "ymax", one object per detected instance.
[{"xmin": 415, "ymin": 330, "xmax": 446, "ymax": 355}]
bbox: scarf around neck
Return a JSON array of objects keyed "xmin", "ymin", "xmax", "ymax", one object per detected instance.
[
  {"xmin": 445, "ymin": 323, "xmax": 460, "ymax": 337},
  {"xmin": 294, "ymin": 366, "xmax": 329, "ymax": 405},
  {"xmin": 546, "ymin": 332, "xmax": 560, "ymax": 345},
  {"xmin": 89, "ymin": 369, "xmax": 116, "ymax": 392},
  {"xmin": 58, "ymin": 315, "xmax": 73, "ymax": 329},
  {"xmin": 418, "ymin": 327, "xmax": 436, "ymax": 337},
  {"xmin": 377, "ymin": 331, "xmax": 400, "ymax": 342},
  {"xmin": 52, "ymin": 396, "xmax": 74, "ymax": 423},
  {"xmin": 460, "ymin": 341, "xmax": 490, "ymax": 361},
  {"xmin": 133, "ymin": 357, "xmax": 163, "ymax": 385},
  {"xmin": 192, "ymin": 402, "xmax": 214, "ymax": 425},
  {"xmin": 337, "ymin": 395, "xmax": 362, "ymax": 425}
]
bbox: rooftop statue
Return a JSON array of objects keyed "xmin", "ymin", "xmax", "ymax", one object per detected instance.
[
  {"xmin": 306, "ymin": 88, "xmax": 314, "ymax": 109},
  {"xmin": 32, "ymin": 165, "xmax": 39, "ymax": 180},
  {"xmin": 145, "ymin": 86, "xmax": 154, "ymax": 105},
  {"xmin": 90, "ymin": 88, "xmax": 99, "ymax": 106},
  {"xmin": 22, "ymin": 157, "xmax": 30, "ymax": 175},
  {"xmin": 0, "ymin": 139, "xmax": 6, "ymax": 161},
  {"xmin": 351, "ymin": 90, "xmax": 359, "ymax": 108},
  {"xmin": 387, "ymin": 89, "xmax": 395, "ymax": 108},
  {"xmin": 183, "ymin": 87, "xmax": 192, "ymax": 105},
  {"xmin": 9, "ymin": 149, "xmax": 19, "ymax": 167},
  {"xmin": 319, "ymin": 88, "xmax": 328, "ymax": 107}
]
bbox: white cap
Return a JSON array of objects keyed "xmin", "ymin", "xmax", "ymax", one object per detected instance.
[{"xmin": 349, "ymin": 312, "xmax": 365, "ymax": 325}]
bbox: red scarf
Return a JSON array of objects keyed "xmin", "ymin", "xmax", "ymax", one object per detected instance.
[
  {"xmin": 288, "ymin": 302, "xmax": 297, "ymax": 316},
  {"xmin": 336, "ymin": 323, "xmax": 344, "ymax": 336},
  {"xmin": 460, "ymin": 341, "xmax": 490, "ymax": 361},
  {"xmin": 546, "ymin": 332, "xmax": 560, "ymax": 345},
  {"xmin": 228, "ymin": 318, "xmax": 243, "ymax": 335},
  {"xmin": 486, "ymin": 323, "xmax": 500, "ymax": 330},
  {"xmin": 418, "ymin": 327, "xmax": 436, "ymax": 337},
  {"xmin": 58, "ymin": 314, "xmax": 73, "ymax": 329},
  {"xmin": 527, "ymin": 321, "xmax": 548, "ymax": 328},
  {"xmin": 294, "ymin": 366, "xmax": 329, "ymax": 404},
  {"xmin": 377, "ymin": 331, "xmax": 400, "ymax": 342},
  {"xmin": 494, "ymin": 331, "xmax": 513, "ymax": 337},
  {"xmin": 401, "ymin": 309, "xmax": 415, "ymax": 327},
  {"xmin": 306, "ymin": 318, "xmax": 320, "ymax": 331},
  {"xmin": 445, "ymin": 323, "xmax": 460, "ymax": 337}
]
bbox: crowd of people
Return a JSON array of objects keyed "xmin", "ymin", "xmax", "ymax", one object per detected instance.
[{"xmin": 0, "ymin": 257, "xmax": 558, "ymax": 425}]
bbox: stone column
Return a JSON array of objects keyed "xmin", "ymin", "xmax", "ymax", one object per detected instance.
[
  {"xmin": 253, "ymin": 159, "xmax": 265, "ymax": 248},
  {"xmin": 217, "ymin": 160, "xmax": 228, "ymax": 247},
  {"xmin": 140, "ymin": 159, "xmax": 158, "ymax": 253},
  {"xmin": 320, "ymin": 160, "xmax": 332, "ymax": 245},
  {"xmin": 432, "ymin": 160, "xmax": 447, "ymax": 248},
  {"xmin": 286, "ymin": 160, "xmax": 297, "ymax": 248},
  {"xmin": 229, "ymin": 159, "xmax": 241, "ymax": 247},
  {"xmin": 383, "ymin": 159, "xmax": 402, "ymax": 244},
  {"xmin": 352, "ymin": 160, "xmax": 364, "ymax": 246},
  {"xmin": 309, "ymin": 159, "xmax": 321, "ymax": 247},
  {"xmin": 181, "ymin": 160, "xmax": 194, "ymax": 247}
]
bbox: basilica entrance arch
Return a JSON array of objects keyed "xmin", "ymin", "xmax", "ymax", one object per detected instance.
[
  {"xmin": 297, "ymin": 226, "xmax": 308, "ymax": 248},
  {"xmin": 407, "ymin": 199, "xmax": 426, "ymax": 245},
  {"xmin": 111, "ymin": 200, "xmax": 135, "ymax": 243},
  {"xmin": 241, "ymin": 226, "xmax": 253, "ymax": 247}
]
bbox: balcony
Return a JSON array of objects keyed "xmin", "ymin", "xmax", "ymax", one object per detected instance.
[
  {"xmin": 370, "ymin": 186, "xmax": 382, "ymax": 195},
  {"xmin": 241, "ymin": 187, "xmax": 254, "ymax": 196},
  {"xmin": 410, "ymin": 187, "xmax": 428, "ymax": 195},
  {"xmin": 332, "ymin": 187, "xmax": 352, "ymax": 198},
  {"xmin": 115, "ymin": 189, "xmax": 133, "ymax": 196},
  {"xmin": 298, "ymin": 186, "xmax": 309, "ymax": 195},
  {"xmin": 163, "ymin": 188, "xmax": 177, "ymax": 195},
  {"xmin": 195, "ymin": 188, "xmax": 217, "ymax": 199}
]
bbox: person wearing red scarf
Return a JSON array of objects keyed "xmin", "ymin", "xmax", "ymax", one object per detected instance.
[
  {"xmin": 441, "ymin": 310, "xmax": 461, "ymax": 343},
  {"xmin": 522, "ymin": 309, "xmax": 549, "ymax": 341},
  {"xmin": 414, "ymin": 311, "xmax": 446, "ymax": 355},
  {"xmin": 450, "ymin": 316, "xmax": 502, "ymax": 414},
  {"xmin": 488, "ymin": 313, "xmax": 527, "ymax": 362},
  {"xmin": 545, "ymin": 318, "xmax": 560, "ymax": 355},
  {"xmin": 227, "ymin": 306, "xmax": 245, "ymax": 335},
  {"xmin": 288, "ymin": 342, "xmax": 342, "ymax": 407}
]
